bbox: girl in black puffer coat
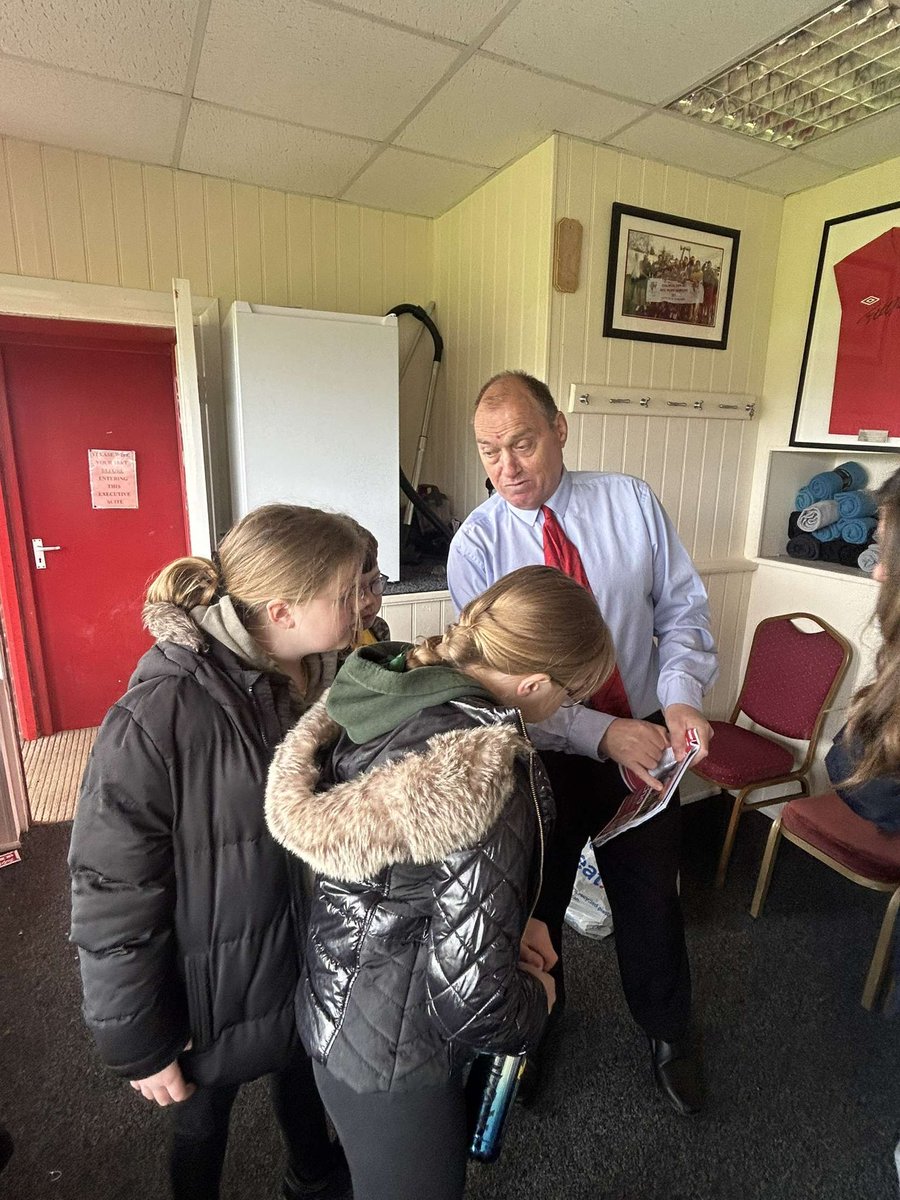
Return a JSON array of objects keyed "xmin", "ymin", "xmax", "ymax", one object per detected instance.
[
  {"xmin": 69, "ymin": 504, "xmax": 367, "ymax": 1200},
  {"xmin": 265, "ymin": 565, "xmax": 615, "ymax": 1200}
]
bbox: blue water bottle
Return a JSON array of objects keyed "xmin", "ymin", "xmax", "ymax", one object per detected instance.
[{"xmin": 465, "ymin": 1053, "xmax": 527, "ymax": 1163}]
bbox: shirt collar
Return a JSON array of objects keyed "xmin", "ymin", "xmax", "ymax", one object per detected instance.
[{"xmin": 504, "ymin": 468, "xmax": 572, "ymax": 527}]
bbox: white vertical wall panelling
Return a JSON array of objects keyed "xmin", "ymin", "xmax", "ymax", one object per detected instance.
[
  {"xmin": 431, "ymin": 139, "xmax": 555, "ymax": 520},
  {"xmin": 7, "ymin": 140, "xmax": 53, "ymax": 278},
  {"xmin": 111, "ymin": 159, "xmax": 151, "ymax": 289},
  {"xmin": 0, "ymin": 133, "xmax": 433, "ymax": 321},
  {"xmin": 42, "ymin": 146, "xmax": 87, "ymax": 284}
]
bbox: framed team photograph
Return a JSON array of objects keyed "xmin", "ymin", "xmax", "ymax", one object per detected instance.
[
  {"xmin": 791, "ymin": 199, "xmax": 900, "ymax": 452},
  {"xmin": 603, "ymin": 203, "xmax": 740, "ymax": 350}
]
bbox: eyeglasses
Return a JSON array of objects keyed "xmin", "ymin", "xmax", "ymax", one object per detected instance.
[
  {"xmin": 550, "ymin": 677, "xmax": 582, "ymax": 707},
  {"xmin": 359, "ymin": 572, "xmax": 388, "ymax": 598}
]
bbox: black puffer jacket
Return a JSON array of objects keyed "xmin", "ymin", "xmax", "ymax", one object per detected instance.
[
  {"xmin": 266, "ymin": 663, "xmax": 554, "ymax": 1094},
  {"xmin": 69, "ymin": 602, "xmax": 316, "ymax": 1088}
]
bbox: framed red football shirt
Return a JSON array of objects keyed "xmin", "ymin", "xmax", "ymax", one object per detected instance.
[{"xmin": 829, "ymin": 227, "xmax": 900, "ymax": 437}]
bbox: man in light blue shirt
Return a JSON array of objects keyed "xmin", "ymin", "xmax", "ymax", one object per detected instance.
[{"xmin": 448, "ymin": 370, "xmax": 717, "ymax": 1115}]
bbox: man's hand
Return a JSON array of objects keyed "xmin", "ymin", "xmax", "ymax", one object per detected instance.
[
  {"xmin": 130, "ymin": 1059, "xmax": 195, "ymax": 1107},
  {"xmin": 599, "ymin": 718, "xmax": 670, "ymax": 791},
  {"xmin": 519, "ymin": 918, "xmax": 558, "ymax": 972},
  {"xmin": 663, "ymin": 703, "xmax": 712, "ymax": 765}
]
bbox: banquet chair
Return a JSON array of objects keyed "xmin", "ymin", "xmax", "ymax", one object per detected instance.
[
  {"xmin": 750, "ymin": 791, "xmax": 900, "ymax": 1009},
  {"xmin": 692, "ymin": 613, "xmax": 851, "ymax": 887}
]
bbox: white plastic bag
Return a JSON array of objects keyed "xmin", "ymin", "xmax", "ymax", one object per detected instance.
[{"xmin": 564, "ymin": 842, "xmax": 613, "ymax": 939}]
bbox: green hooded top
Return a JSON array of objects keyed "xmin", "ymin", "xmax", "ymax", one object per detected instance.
[{"xmin": 325, "ymin": 641, "xmax": 495, "ymax": 745}]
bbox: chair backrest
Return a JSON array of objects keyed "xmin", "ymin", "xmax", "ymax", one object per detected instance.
[{"xmin": 736, "ymin": 613, "xmax": 851, "ymax": 742}]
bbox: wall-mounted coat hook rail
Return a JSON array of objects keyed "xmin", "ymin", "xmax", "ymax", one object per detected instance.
[{"xmin": 569, "ymin": 385, "xmax": 755, "ymax": 421}]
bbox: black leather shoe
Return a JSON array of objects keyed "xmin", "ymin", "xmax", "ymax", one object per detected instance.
[
  {"xmin": 282, "ymin": 1144, "xmax": 352, "ymax": 1200},
  {"xmin": 649, "ymin": 1037, "xmax": 704, "ymax": 1116}
]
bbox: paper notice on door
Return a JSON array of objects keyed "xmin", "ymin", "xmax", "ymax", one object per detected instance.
[{"xmin": 89, "ymin": 449, "xmax": 138, "ymax": 509}]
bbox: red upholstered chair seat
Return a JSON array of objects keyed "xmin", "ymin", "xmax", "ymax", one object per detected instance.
[
  {"xmin": 693, "ymin": 721, "xmax": 795, "ymax": 789},
  {"xmin": 782, "ymin": 792, "xmax": 900, "ymax": 884}
]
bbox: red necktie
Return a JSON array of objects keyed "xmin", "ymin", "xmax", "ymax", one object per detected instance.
[{"xmin": 541, "ymin": 505, "xmax": 632, "ymax": 718}]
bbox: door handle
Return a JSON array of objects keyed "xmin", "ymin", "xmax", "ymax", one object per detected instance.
[{"xmin": 32, "ymin": 538, "xmax": 63, "ymax": 570}]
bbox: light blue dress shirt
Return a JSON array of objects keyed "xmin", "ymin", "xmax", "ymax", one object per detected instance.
[{"xmin": 447, "ymin": 469, "xmax": 718, "ymax": 760}]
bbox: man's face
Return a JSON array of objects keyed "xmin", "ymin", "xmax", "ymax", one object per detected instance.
[{"xmin": 474, "ymin": 382, "xmax": 567, "ymax": 510}]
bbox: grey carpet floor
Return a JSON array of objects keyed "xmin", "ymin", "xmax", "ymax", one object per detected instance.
[{"xmin": 1, "ymin": 799, "xmax": 898, "ymax": 1200}]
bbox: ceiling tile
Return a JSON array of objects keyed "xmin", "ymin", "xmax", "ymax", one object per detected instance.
[
  {"xmin": 343, "ymin": 147, "xmax": 492, "ymax": 216},
  {"xmin": 610, "ymin": 111, "xmax": 788, "ymax": 178},
  {"xmin": 194, "ymin": 0, "xmax": 460, "ymax": 141},
  {"xmin": 484, "ymin": 0, "xmax": 828, "ymax": 104},
  {"xmin": 0, "ymin": 0, "xmax": 197, "ymax": 92},
  {"xmin": 737, "ymin": 154, "xmax": 846, "ymax": 196},
  {"xmin": 333, "ymin": 0, "xmax": 508, "ymax": 43},
  {"xmin": 0, "ymin": 57, "xmax": 182, "ymax": 163},
  {"xmin": 801, "ymin": 107, "xmax": 900, "ymax": 172},
  {"xmin": 397, "ymin": 54, "xmax": 645, "ymax": 168},
  {"xmin": 180, "ymin": 101, "xmax": 377, "ymax": 195}
]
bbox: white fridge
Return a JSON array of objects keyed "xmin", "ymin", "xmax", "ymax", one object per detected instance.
[{"xmin": 223, "ymin": 302, "xmax": 400, "ymax": 579}]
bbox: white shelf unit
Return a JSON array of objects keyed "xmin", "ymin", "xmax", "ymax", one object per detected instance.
[{"xmin": 757, "ymin": 446, "xmax": 898, "ymax": 579}]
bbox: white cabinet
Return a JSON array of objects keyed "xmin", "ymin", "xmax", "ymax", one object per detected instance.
[{"xmin": 223, "ymin": 302, "xmax": 400, "ymax": 579}]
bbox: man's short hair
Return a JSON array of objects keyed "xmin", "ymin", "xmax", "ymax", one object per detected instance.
[{"xmin": 474, "ymin": 371, "xmax": 558, "ymax": 425}]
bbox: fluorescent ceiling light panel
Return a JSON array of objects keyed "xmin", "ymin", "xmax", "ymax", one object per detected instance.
[{"xmin": 668, "ymin": 0, "xmax": 900, "ymax": 147}]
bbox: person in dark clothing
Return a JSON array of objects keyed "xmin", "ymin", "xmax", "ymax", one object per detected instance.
[
  {"xmin": 265, "ymin": 565, "xmax": 616, "ymax": 1200},
  {"xmin": 69, "ymin": 504, "xmax": 368, "ymax": 1200},
  {"xmin": 820, "ymin": 466, "xmax": 900, "ymax": 1184}
]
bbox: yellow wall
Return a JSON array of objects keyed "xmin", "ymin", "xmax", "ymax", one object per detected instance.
[
  {"xmin": 0, "ymin": 135, "xmax": 433, "ymax": 315},
  {"xmin": 748, "ymin": 152, "xmax": 900, "ymax": 547},
  {"xmin": 737, "ymin": 152, "xmax": 900, "ymax": 789},
  {"xmin": 428, "ymin": 138, "xmax": 555, "ymax": 516}
]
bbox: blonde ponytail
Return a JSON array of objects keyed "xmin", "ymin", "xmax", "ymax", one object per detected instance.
[
  {"xmin": 146, "ymin": 557, "xmax": 220, "ymax": 609},
  {"xmin": 407, "ymin": 565, "xmax": 615, "ymax": 699},
  {"xmin": 145, "ymin": 504, "xmax": 367, "ymax": 618}
]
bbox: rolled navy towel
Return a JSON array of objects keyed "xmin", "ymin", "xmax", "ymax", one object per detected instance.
[
  {"xmin": 795, "ymin": 460, "xmax": 868, "ymax": 508},
  {"xmin": 788, "ymin": 510, "xmax": 802, "ymax": 539},
  {"xmin": 786, "ymin": 533, "xmax": 820, "ymax": 560},
  {"xmin": 839, "ymin": 515, "xmax": 877, "ymax": 544},
  {"xmin": 813, "ymin": 521, "xmax": 842, "ymax": 542},
  {"xmin": 797, "ymin": 500, "xmax": 839, "ymax": 532},
  {"xmin": 858, "ymin": 544, "xmax": 880, "ymax": 575},
  {"xmin": 836, "ymin": 539, "xmax": 863, "ymax": 569},
  {"xmin": 836, "ymin": 489, "xmax": 877, "ymax": 520},
  {"xmin": 818, "ymin": 540, "xmax": 843, "ymax": 564}
]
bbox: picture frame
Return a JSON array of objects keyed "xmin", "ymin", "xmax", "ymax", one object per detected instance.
[
  {"xmin": 603, "ymin": 203, "xmax": 740, "ymax": 350},
  {"xmin": 790, "ymin": 199, "xmax": 900, "ymax": 452}
]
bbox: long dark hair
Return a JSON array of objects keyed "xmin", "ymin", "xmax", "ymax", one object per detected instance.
[{"xmin": 842, "ymin": 467, "xmax": 900, "ymax": 785}]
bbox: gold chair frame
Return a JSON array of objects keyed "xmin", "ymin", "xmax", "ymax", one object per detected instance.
[
  {"xmin": 696, "ymin": 612, "xmax": 852, "ymax": 889},
  {"xmin": 751, "ymin": 811, "xmax": 900, "ymax": 1010}
]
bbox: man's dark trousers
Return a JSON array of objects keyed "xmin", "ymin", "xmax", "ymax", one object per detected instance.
[{"xmin": 536, "ymin": 747, "xmax": 691, "ymax": 1042}]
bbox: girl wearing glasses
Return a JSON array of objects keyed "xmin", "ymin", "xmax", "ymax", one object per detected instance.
[
  {"xmin": 350, "ymin": 527, "xmax": 391, "ymax": 649},
  {"xmin": 266, "ymin": 564, "xmax": 614, "ymax": 1200}
]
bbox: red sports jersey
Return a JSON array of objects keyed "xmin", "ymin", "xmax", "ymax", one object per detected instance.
[{"xmin": 829, "ymin": 227, "xmax": 900, "ymax": 437}]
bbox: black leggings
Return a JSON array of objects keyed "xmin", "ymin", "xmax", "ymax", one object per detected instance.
[
  {"xmin": 313, "ymin": 1062, "xmax": 468, "ymax": 1200},
  {"xmin": 170, "ymin": 1048, "xmax": 333, "ymax": 1200}
]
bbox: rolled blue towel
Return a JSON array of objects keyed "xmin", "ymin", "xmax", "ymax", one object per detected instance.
[
  {"xmin": 836, "ymin": 489, "xmax": 877, "ymax": 519},
  {"xmin": 839, "ymin": 515, "xmax": 877, "ymax": 544},
  {"xmin": 858, "ymin": 544, "xmax": 880, "ymax": 574},
  {"xmin": 796, "ymin": 460, "xmax": 868, "ymax": 507},
  {"xmin": 797, "ymin": 500, "xmax": 839, "ymax": 532},
  {"xmin": 813, "ymin": 521, "xmax": 842, "ymax": 542}
]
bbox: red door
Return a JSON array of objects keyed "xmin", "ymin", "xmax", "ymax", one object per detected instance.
[{"xmin": 0, "ymin": 317, "xmax": 190, "ymax": 738}]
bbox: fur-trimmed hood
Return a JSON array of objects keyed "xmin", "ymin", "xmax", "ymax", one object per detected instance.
[
  {"xmin": 265, "ymin": 697, "xmax": 527, "ymax": 880},
  {"xmin": 143, "ymin": 599, "xmax": 206, "ymax": 652}
]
